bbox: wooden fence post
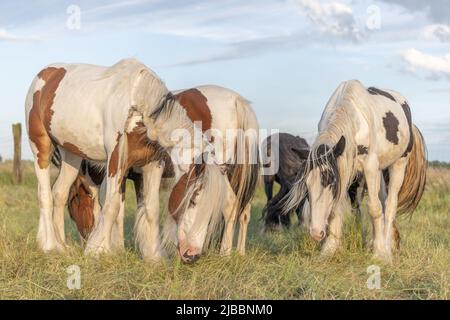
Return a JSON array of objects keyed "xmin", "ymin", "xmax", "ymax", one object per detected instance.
[{"xmin": 12, "ymin": 123, "xmax": 22, "ymax": 184}]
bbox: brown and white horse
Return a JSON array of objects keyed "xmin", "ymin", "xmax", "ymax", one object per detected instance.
[
  {"xmin": 25, "ymin": 59, "xmax": 229, "ymax": 262},
  {"xmin": 284, "ymin": 80, "xmax": 427, "ymax": 263},
  {"xmin": 60, "ymin": 86, "xmax": 260, "ymax": 262}
]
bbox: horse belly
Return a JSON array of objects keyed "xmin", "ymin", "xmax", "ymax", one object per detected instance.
[{"xmin": 50, "ymin": 94, "xmax": 107, "ymax": 161}]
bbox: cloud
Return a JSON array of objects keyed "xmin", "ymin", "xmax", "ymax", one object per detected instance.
[
  {"xmin": 0, "ymin": 28, "xmax": 39, "ymax": 42},
  {"xmin": 422, "ymin": 24, "xmax": 450, "ymax": 42},
  {"xmin": 400, "ymin": 48, "xmax": 450, "ymax": 80},
  {"xmin": 377, "ymin": 0, "xmax": 450, "ymax": 24},
  {"xmin": 295, "ymin": 0, "xmax": 360, "ymax": 40}
]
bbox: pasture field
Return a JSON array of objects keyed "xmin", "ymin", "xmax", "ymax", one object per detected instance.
[{"xmin": 0, "ymin": 161, "xmax": 448, "ymax": 300}]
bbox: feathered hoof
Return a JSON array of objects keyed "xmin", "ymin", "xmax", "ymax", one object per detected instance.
[
  {"xmin": 84, "ymin": 239, "xmax": 110, "ymax": 257},
  {"xmin": 37, "ymin": 236, "xmax": 66, "ymax": 253},
  {"xmin": 262, "ymin": 223, "xmax": 283, "ymax": 233},
  {"xmin": 320, "ymin": 236, "xmax": 340, "ymax": 258},
  {"xmin": 371, "ymin": 250, "xmax": 393, "ymax": 265}
]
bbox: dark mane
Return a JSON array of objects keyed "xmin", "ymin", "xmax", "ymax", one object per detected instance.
[{"xmin": 148, "ymin": 92, "xmax": 176, "ymax": 120}]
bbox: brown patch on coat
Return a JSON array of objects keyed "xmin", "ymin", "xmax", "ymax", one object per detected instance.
[
  {"xmin": 28, "ymin": 67, "xmax": 67, "ymax": 168},
  {"xmin": 168, "ymin": 164, "xmax": 205, "ymax": 222},
  {"xmin": 123, "ymin": 122, "xmax": 174, "ymax": 178},
  {"xmin": 357, "ymin": 145, "xmax": 368, "ymax": 155},
  {"xmin": 63, "ymin": 142, "xmax": 88, "ymax": 158},
  {"xmin": 382, "ymin": 111, "xmax": 399, "ymax": 145},
  {"xmin": 108, "ymin": 132, "xmax": 123, "ymax": 177},
  {"xmin": 68, "ymin": 174, "xmax": 95, "ymax": 239},
  {"xmin": 401, "ymin": 102, "xmax": 413, "ymax": 157},
  {"xmin": 175, "ymin": 88, "xmax": 212, "ymax": 138}
]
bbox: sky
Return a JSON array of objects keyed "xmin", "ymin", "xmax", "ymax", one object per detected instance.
[{"xmin": 1, "ymin": 0, "xmax": 450, "ymax": 161}]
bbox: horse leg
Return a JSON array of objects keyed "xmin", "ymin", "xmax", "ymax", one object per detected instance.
[
  {"xmin": 278, "ymin": 186, "xmax": 291, "ymax": 227},
  {"xmin": 264, "ymin": 183, "xmax": 286, "ymax": 232},
  {"xmin": 110, "ymin": 180, "xmax": 126, "ymax": 251},
  {"xmin": 134, "ymin": 161, "xmax": 165, "ymax": 262},
  {"xmin": 321, "ymin": 201, "xmax": 345, "ymax": 257},
  {"xmin": 237, "ymin": 203, "xmax": 251, "ymax": 255},
  {"xmin": 220, "ymin": 180, "xmax": 238, "ymax": 256},
  {"xmin": 29, "ymin": 135, "xmax": 63, "ymax": 252},
  {"xmin": 384, "ymin": 158, "xmax": 407, "ymax": 260},
  {"xmin": 52, "ymin": 151, "xmax": 82, "ymax": 247},
  {"xmin": 33, "ymin": 159, "xmax": 63, "ymax": 252},
  {"xmin": 264, "ymin": 175, "xmax": 274, "ymax": 201},
  {"xmin": 363, "ymin": 155, "xmax": 387, "ymax": 261},
  {"xmin": 85, "ymin": 151, "xmax": 124, "ymax": 255}
]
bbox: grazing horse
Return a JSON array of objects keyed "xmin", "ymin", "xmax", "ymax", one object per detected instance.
[
  {"xmin": 25, "ymin": 59, "xmax": 228, "ymax": 262},
  {"xmin": 261, "ymin": 133, "xmax": 309, "ymax": 231},
  {"xmin": 49, "ymin": 85, "xmax": 260, "ymax": 262},
  {"xmin": 283, "ymin": 80, "xmax": 427, "ymax": 263}
]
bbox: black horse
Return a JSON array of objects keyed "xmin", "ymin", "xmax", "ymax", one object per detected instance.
[
  {"xmin": 262, "ymin": 133, "xmax": 310, "ymax": 231},
  {"xmin": 262, "ymin": 133, "xmax": 368, "ymax": 232}
]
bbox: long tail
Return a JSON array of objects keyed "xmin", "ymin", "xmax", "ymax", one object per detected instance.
[
  {"xmin": 397, "ymin": 125, "xmax": 427, "ymax": 215},
  {"xmin": 229, "ymin": 96, "xmax": 260, "ymax": 218}
]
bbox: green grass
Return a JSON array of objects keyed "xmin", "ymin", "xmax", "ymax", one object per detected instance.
[{"xmin": 0, "ymin": 161, "xmax": 448, "ymax": 299}]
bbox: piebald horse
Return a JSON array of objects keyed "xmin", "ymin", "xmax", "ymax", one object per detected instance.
[
  {"xmin": 25, "ymin": 59, "xmax": 231, "ymax": 262},
  {"xmin": 284, "ymin": 80, "xmax": 427, "ymax": 263}
]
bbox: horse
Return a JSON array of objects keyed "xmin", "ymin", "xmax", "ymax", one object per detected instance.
[
  {"xmin": 28, "ymin": 69, "xmax": 259, "ymax": 262},
  {"xmin": 68, "ymin": 86, "xmax": 259, "ymax": 262},
  {"xmin": 261, "ymin": 133, "xmax": 309, "ymax": 231},
  {"xmin": 283, "ymin": 80, "xmax": 427, "ymax": 263},
  {"xmin": 25, "ymin": 59, "xmax": 229, "ymax": 262}
]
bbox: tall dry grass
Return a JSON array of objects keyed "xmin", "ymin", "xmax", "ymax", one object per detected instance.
[{"xmin": 0, "ymin": 161, "xmax": 448, "ymax": 299}]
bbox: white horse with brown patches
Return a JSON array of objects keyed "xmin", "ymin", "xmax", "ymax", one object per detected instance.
[
  {"xmin": 25, "ymin": 59, "xmax": 229, "ymax": 262},
  {"xmin": 284, "ymin": 80, "xmax": 427, "ymax": 263},
  {"xmin": 59, "ymin": 85, "xmax": 260, "ymax": 263}
]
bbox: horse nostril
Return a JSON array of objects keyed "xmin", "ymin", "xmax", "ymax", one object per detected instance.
[
  {"xmin": 182, "ymin": 251, "xmax": 201, "ymax": 264},
  {"xmin": 320, "ymin": 231, "xmax": 325, "ymax": 239}
]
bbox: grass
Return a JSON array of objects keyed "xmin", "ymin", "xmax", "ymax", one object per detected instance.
[{"xmin": 0, "ymin": 160, "xmax": 448, "ymax": 299}]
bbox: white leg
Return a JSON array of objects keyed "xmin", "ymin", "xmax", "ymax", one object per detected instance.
[
  {"xmin": 384, "ymin": 158, "xmax": 407, "ymax": 261},
  {"xmin": 34, "ymin": 160, "xmax": 64, "ymax": 252},
  {"xmin": 321, "ymin": 203, "xmax": 345, "ymax": 257},
  {"xmin": 363, "ymin": 155, "xmax": 387, "ymax": 261},
  {"xmin": 85, "ymin": 175, "xmax": 122, "ymax": 255},
  {"xmin": 134, "ymin": 161, "xmax": 164, "ymax": 262},
  {"xmin": 52, "ymin": 152, "xmax": 82, "ymax": 247},
  {"xmin": 111, "ymin": 181, "xmax": 125, "ymax": 251},
  {"xmin": 220, "ymin": 181, "xmax": 238, "ymax": 256},
  {"xmin": 237, "ymin": 203, "xmax": 251, "ymax": 255}
]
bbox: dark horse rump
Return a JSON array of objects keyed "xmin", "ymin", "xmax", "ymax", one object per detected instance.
[{"xmin": 262, "ymin": 133, "xmax": 310, "ymax": 231}]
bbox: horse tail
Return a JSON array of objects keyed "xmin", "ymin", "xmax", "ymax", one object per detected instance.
[
  {"xmin": 229, "ymin": 96, "xmax": 260, "ymax": 218},
  {"xmin": 397, "ymin": 125, "xmax": 427, "ymax": 215}
]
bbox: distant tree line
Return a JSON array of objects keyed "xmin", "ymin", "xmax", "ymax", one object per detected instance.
[{"xmin": 428, "ymin": 160, "xmax": 450, "ymax": 169}]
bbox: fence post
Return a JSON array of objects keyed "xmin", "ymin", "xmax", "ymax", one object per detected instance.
[{"xmin": 12, "ymin": 123, "xmax": 22, "ymax": 184}]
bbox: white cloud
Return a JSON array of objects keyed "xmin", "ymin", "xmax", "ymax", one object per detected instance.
[
  {"xmin": 422, "ymin": 24, "xmax": 450, "ymax": 42},
  {"xmin": 295, "ymin": 0, "xmax": 360, "ymax": 40},
  {"xmin": 0, "ymin": 29, "xmax": 20, "ymax": 41},
  {"xmin": 0, "ymin": 28, "xmax": 39, "ymax": 42},
  {"xmin": 400, "ymin": 48, "xmax": 450, "ymax": 80}
]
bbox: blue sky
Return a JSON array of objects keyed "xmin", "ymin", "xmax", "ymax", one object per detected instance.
[{"xmin": 1, "ymin": 0, "xmax": 450, "ymax": 160}]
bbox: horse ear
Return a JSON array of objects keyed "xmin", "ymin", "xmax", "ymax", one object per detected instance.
[
  {"xmin": 291, "ymin": 147, "xmax": 310, "ymax": 160},
  {"xmin": 333, "ymin": 136, "xmax": 346, "ymax": 158}
]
